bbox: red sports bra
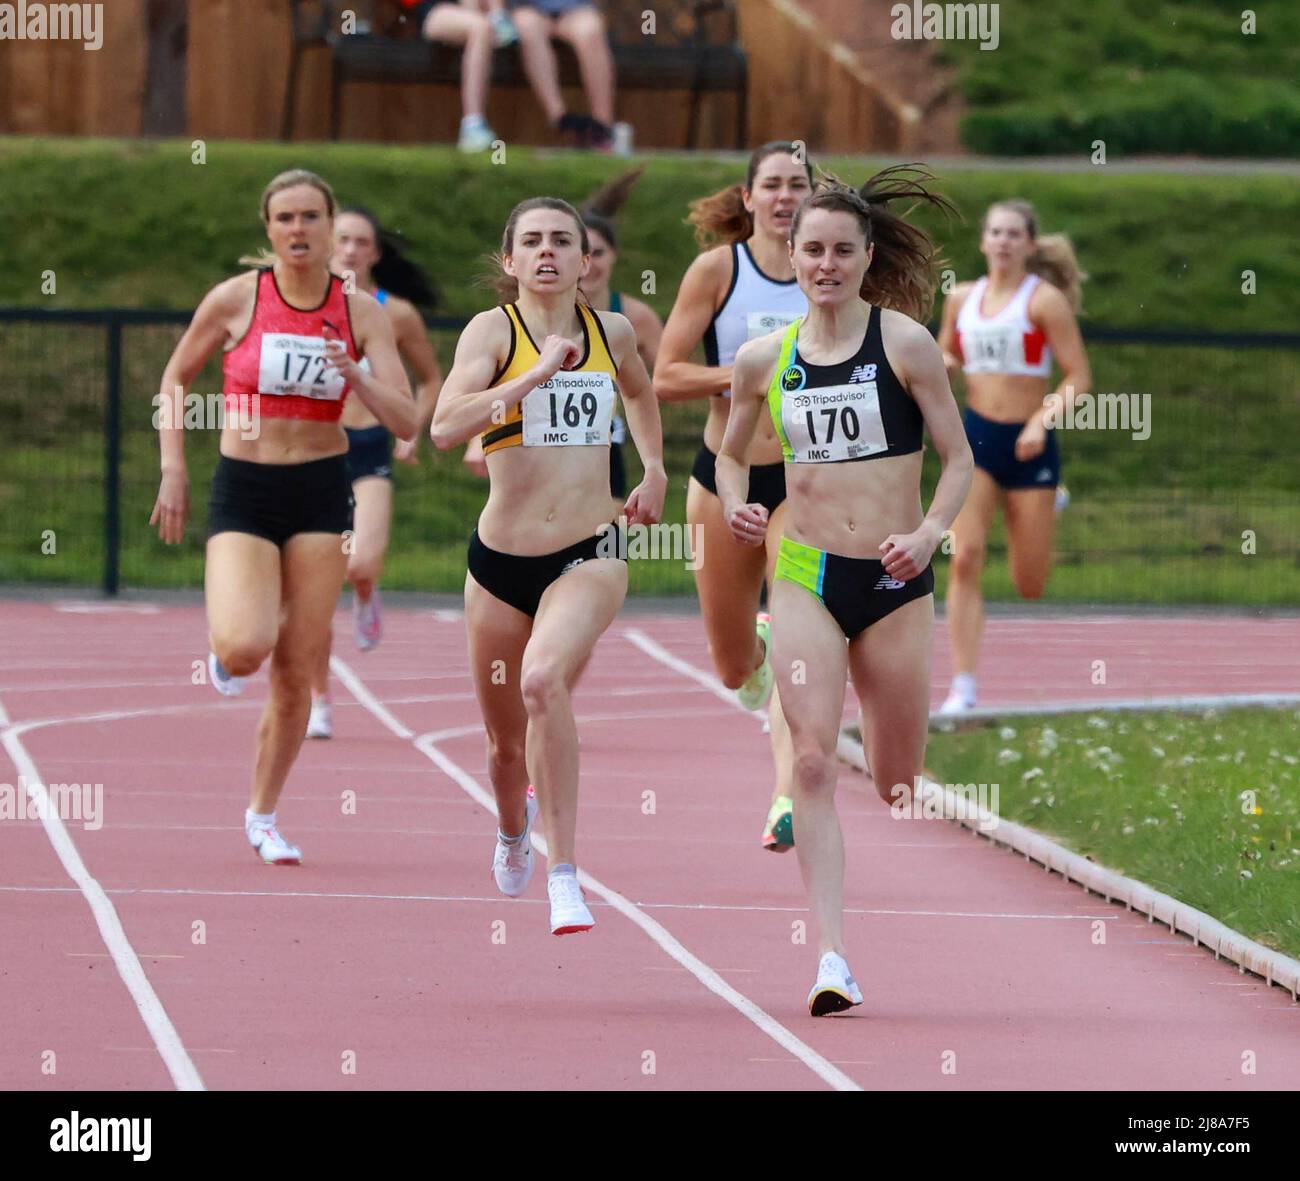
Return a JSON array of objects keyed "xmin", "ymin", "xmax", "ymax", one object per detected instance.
[{"xmin": 223, "ymin": 269, "xmax": 360, "ymax": 424}]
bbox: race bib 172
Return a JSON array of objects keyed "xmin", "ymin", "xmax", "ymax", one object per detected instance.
[{"xmin": 258, "ymin": 333, "xmax": 347, "ymax": 401}]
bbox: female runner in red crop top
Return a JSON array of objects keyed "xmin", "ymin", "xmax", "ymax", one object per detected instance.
[{"xmin": 150, "ymin": 169, "xmax": 416, "ymax": 865}]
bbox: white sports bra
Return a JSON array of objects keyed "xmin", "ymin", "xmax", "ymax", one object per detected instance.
[
  {"xmin": 705, "ymin": 241, "xmax": 807, "ymax": 397},
  {"xmin": 955, "ymin": 273, "xmax": 1052, "ymax": 378}
]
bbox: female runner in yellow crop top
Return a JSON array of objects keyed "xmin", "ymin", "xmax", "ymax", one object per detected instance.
[{"xmin": 431, "ymin": 197, "xmax": 666, "ymax": 936}]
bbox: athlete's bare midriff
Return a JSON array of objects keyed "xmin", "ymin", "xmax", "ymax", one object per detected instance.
[
  {"xmin": 962, "ymin": 371, "xmax": 1051, "ymax": 425},
  {"xmin": 702, "ymin": 395, "xmax": 784, "ymax": 465},
  {"xmin": 478, "ymin": 447, "xmax": 616, "ymax": 555},
  {"xmin": 219, "ymin": 418, "xmax": 348, "ymax": 464},
  {"xmin": 781, "ymin": 451, "xmax": 925, "ymax": 559}
]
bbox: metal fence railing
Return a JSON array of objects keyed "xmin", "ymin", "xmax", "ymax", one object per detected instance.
[{"xmin": 2, "ymin": 307, "xmax": 1298, "ymax": 606}]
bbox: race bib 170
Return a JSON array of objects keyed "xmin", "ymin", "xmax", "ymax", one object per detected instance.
[
  {"xmin": 782, "ymin": 382, "xmax": 888, "ymax": 463},
  {"xmin": 521, "ymin": 371, "xmax": 616, "ymax": 447},
  {"xmin": 258, "ymin": 333, "xmax": 347, "ymax": 400}
]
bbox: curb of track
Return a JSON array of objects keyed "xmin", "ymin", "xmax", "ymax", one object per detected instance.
[{"xmin": 835, "ymin": 725, "xmax": 1300, "ymax": 1004}]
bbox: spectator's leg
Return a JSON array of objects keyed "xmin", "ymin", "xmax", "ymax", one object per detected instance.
[
  {"xmin": 423, "ymin": 5, "xmax": 495, "ymax": 123},
  {"xmin": 512, "ymin": 7, "xmax": 567, "ymax": 126},
  {"xmin": 554, "ymin": 5, "xmax": 615, "ymax": 127}
]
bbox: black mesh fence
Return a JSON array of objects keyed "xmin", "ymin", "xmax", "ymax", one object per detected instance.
[{"xmin": 1, "ymin": 308, "xmax": 1296, "ymax": 605}]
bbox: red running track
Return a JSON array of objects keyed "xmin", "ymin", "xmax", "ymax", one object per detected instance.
[{"xmin": 1, "ymin": 600, "xmax": 1298, "ymax": 1091}]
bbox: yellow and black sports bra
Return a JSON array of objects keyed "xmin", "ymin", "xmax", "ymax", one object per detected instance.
[{"xmin": 481, "ymin": 302, "xmax": 620, "ymax": 455}]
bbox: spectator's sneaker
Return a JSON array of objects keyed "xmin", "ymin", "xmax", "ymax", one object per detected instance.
[
  {"xmin": 807, "ymin": 951, "xmax": 863, "ymax": 1017},
  {"xmin": 761, "ymin": 794, "xmax": 794, "ymax": 852},
  {"xmin": 458, "ymin": 119, "xmax": 497, "ymax": 153},
  {"xmin": 556, "ymin": 112, "xmax": 588, "ymax": 147},
  {"xmin": 548, "ymin": 871, "xmax": 595, "ymax": 935},
  {"xmin": 353, "ymin": 589, "xmax": 382, "ymax": 651},
  {"xmin": 492, "ymin": 791, "xmax": 539, "ymax": 898},
  {"xmin": 585, "ymin": 118, "xmax": 615, "ymax": 153},
  {"xmin": 736, "ymin": 613, "xmax": 774, "ymax": 711},
  {"xmin": 489, "ymin": 9, "xmax": 519, "ymax": 46},
  {"xmin": 247, "ymin": 822, "xmax": 302, "ymax": 866},
  {"xmin": 208, "ymin": 651, "xmax": 247, "ymax": 697},
  {"xmin": 306, "ymin": 699, "xmax": 333, "ymax": 740}
]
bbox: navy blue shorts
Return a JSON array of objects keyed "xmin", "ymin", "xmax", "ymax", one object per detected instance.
[
  {"xmin": 963, "ymin": 407, "xmax": 1060, "ymax": 490},
  {"xmin": 346, "ymin": 425, "xmax": 393, "ymax": 483}
]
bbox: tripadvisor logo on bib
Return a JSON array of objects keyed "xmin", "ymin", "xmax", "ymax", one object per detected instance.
[{"xmin": 781, "ymin": 364, "xmax": 806, "ymax": 393}]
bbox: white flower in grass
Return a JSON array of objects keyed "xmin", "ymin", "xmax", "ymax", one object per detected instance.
[
  {"xmin": 997, "ymin": 748, "xmax": 1021, "ymax": 765},
  {"xmin": 1179, "ymin": 754, "xmax": 1197, "ymax": 766},
  {"xmin": 1087, "ymin": 715, "xmax": 1109, "ymax": 729},
  {"xmin": 999, "ymin": 726, "xmax": 1017, "ymax": 740},
  {"xmin": 1285, "ymin": 756, "xmax": 1297, "ymax": 766},
  {"xmin": 1122, "ymin": 824, "xmax": 1135, "ymax": 835},
  {"xmin": 1022, "ymin": 767, "xmax": 1044, "ymax": 782},
  {"xmin": 1143, "ymin": 816, "xmax": 1160, "ymax": 826},
  {"xmin": 1045, "ymin": 794, "xmax": 1056, "ymax": 808},
  {"xmin": 1151, "ymin": 745, "xmax": 1166, "ymax": 758},
  {"xmin": 1240, "ymin": 869, "xmax": 1253, "ymax": 879}
]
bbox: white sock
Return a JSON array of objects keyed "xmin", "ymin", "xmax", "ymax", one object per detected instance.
[
  {"xmin": 461, "ymin": 114, "xmax": 487, "ymax": 131},
  {"xmin": 950, "ymin": 673, "xmax": 977, "ymax": 704},
  {"xmin": 549, "ymin": 862, "xmax": 576, "ymax": 878},
  {"xmin": 245, "ymin": 809, "xmax": 275, "ymax": 832}
]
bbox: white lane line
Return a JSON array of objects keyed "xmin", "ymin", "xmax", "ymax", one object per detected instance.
[
  {"xmin": 0, "ymin": 886, "xmax": 1111, "ymax": 920},
  {"xmin": 0, "ymin": 698, "xmax": 204, "ymax": 1092},
  {"xmin": 330, "ymin": 656, "xmax": 860, "ymax": 1094},
  {"xmin": 623, "ymin": 628, "xmax": 764, "ymax": 719}
]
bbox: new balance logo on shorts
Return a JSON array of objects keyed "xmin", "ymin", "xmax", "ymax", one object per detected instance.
[
  {"xmin": 1036, "ymin": 467, "xmax": 1053, "ymax": 482},
  {"xmin": 560, "ymin": 558, "xmax": 586, "ymax": 574},
  {"xmin": 874, "ymin": 574, "xmax": 907, "ymax": 590}
]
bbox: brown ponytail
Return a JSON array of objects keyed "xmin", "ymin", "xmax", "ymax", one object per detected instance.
[
  {"xmin": 687, "ymin": 140, "xmax": 814, "ymax": 249},
  {"xmin": 790, "ymin": 164, "xmax": 957, "ymax": 323},
  {"xmin": 986, "ymin": 199, "xmax": 1087, "ymax": 313}
]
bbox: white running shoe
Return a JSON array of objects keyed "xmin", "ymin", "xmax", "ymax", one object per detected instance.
[
  {"xmin": 353, "ymin": 589, "xmax": 382, "ymax": 652},
  {"xmin": 306, "ymin": 699, "xmax": 333, "ymax": 740},
  {"xmin": 492, "ymin": 791, "xmax": 539, "ymax": 898},
  {"xmin": 807, "ymin": 951, "xmax": 863, "ymax": 1017},
  {"xmin": 736, "ymin": 613, "xmax": 774, "ymax": 711},
  {"xmin": 458, "ymin": 120, "xmax": 497, "ymax": 153},
  {"xmin": 548, "ymin": 871, "xmax": 595, "ymax": 936},
  {"xmin": 247, "ymin": 822, "xmax": 302, "ymax": 866},
  {"xmin": 936, "ymin": 690, "xmax": 976, "ymax": 717},
  {"xmin": 208, "ymin": 651, "xmax": 247, "ymax": 697},
  {"xmin": 1055, "ymin": 483, "xmax": 1070, "ymax": 515}
]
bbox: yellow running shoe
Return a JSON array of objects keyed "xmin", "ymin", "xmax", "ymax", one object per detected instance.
[
  {"xmin": 761, "ymin": 794, "xmax": 794, "ymax": 852},
  {"xmin": 736, "ymin": 613, "xmax": 774, "ymax": 712}
]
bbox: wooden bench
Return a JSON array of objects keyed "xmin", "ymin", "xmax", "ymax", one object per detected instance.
[{"xmin": 282, "ymin": 0, "xmax": 748, "ymax": 148}]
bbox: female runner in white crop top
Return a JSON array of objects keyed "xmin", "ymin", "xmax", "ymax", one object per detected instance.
[{"xmin": 935, "ymin": 199, "xmax": 1092, "ymax": 714}]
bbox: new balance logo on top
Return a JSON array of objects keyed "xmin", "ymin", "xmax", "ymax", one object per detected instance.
[
  {"xmin": 874, "ymin": 574, "xmax": 907, "ymax": 590},
  {"xmin": 850, "ymin": 363, "xmax": 877, "ymax": 383}
]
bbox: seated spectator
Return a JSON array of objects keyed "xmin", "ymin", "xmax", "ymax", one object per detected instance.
[
  {"xmin": 398, "ymin": 0, "xmax": 518, "ymax": 151},
  {"xmin": 508, "ymin": 0, "xmax": 618, "ymax": 149}
]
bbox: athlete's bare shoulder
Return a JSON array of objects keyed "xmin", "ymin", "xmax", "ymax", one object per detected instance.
[{"xmin": 732, "ymin": 326, "xmax": 786, "ymax": 392}]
